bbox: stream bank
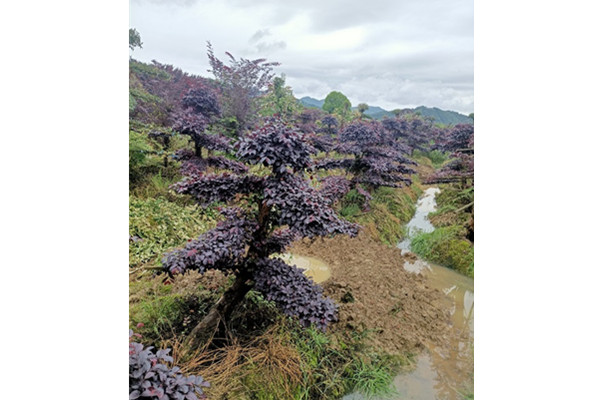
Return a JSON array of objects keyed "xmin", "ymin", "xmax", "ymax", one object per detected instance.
[{"xmin": 392, "ymin": 187, "xmax": 474, "ymax": 399}]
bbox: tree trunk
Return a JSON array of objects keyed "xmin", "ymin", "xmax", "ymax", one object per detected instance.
[
  {"xmin": 185, "ymin": 273, "xmax": 253, "ymax": 349},
  {"xmin": 195, "ymin": 142, "xmax": 203, "ymax": 159},
  {"xmin": 184, "ymin": 202, "xmax": 271, "ymax": 349}
]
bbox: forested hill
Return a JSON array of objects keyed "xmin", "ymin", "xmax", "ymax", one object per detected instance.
[{"xmin": 298, "ymin": 96, "xmax": 473, "ymax": 126}]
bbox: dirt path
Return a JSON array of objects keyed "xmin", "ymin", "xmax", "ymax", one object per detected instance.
[{"xmin": 292, "ymin": 232, "xmax": 452, "ymax": 355}]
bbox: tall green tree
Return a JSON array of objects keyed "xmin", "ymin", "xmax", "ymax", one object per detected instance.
[
  {"xmin": 258, "ymin": 74, "xmax": 302, "ymax": 122},
  {"xmin": 357, "ymin": 103, "xmax": 369, "ymax": 119},
  {"xmin": 129, "ymin": 28, "xmax": 142, "ymax": 51},
  {"xmin": 323, "ymin": 91, "xmax": 351, "ymax": 116}
]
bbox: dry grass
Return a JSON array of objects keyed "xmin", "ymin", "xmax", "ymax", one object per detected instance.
[{"xmin": 165, "ymin": 323, "xmax": 303, "ymax": 400}]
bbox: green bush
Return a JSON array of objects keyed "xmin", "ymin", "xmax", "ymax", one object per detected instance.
[
  {"xmin": 129, "ymin": 130, "xmax": 153, "ymax": 171},
  {"xmin": 410, "ymin": 226, "xmax": 474, "ymax": 277},
  {"xmin": 129, "ymin": 197, "xmax": 216, "ymax": 269},
  {"xmin": 130, "ymin": 60, "xmax": 172, "ymax": 81}
]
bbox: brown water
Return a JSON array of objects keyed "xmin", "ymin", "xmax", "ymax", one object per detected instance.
[
  {"xmin": 393, "ymin": 263, "xmax": 474, "ymax": 399},
  {"xmin": 345, "ymin": 187, "xmax": 474, "ymax": 400},
  {"xmin": 278, "ymin": 253, "xmax": 332, "ymax": 283},
  {"xmin": 395, "ymin": 187, "xmax": 474, "ymax": 400}
]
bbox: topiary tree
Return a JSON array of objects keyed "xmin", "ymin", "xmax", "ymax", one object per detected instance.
[
  {"xmin": 441, "ymin": 123, "xmax": 474, "ymax": 153},
  {"xmin": 171, "ymin": 87, "xmax": 248, "ymax": 176},
  {"xmin": 316, "ymin": 120, "xmax": 415, "ymax": 192},
  {"xmin": 301, "ymin": 115, "xmax": 339, "ymax": 155},
  {"xmin": 318, "ymin": 115, "xmax": 339, "ymax": 136},
  {"xmin": 162, "ymin": 118, "xmax": 358, "ymax": 348},
  {"xmin": 381, "ymin": 113, "xmax": 437, "ymax": 154},
  {"xmin": 172, "ymin": 87, "xmax": 227, "ymax": 157},
  {"xmin": 427, "ymin": 123, "xmax": 474, "ymax": 185},
  {"xmin": 296, "ymin": 108, "xmax": 325, "ymax": 134}
]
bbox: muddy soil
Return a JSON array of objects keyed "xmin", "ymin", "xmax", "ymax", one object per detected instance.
[{"xmin": 291, "ymin": 232, "xmax": 452, "ymax": 355}]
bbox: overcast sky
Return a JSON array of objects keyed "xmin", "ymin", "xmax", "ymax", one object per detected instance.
[{"xmin": 129, "ymin": 0, "xmax": 473, "ymax": 114}]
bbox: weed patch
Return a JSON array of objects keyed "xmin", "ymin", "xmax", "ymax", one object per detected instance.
[
  {"xmin": 340, "ymin": 185, "xmax": 421, "ymax": 245},
  {"xmin": 411, "ymin": 226, "xmax": 474, "ymax": 277},
  {"xmin": 129, "ymin": 197, "xmax": 216, "ymax": 269}
]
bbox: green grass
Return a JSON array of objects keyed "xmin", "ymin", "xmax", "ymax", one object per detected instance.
[
  {"xmin": 235, "ymin": 319, "xmax": 403, "ymax": 400},
  {"xmin": 412, "ymin": 149, "xmax": 448, "ymax": 168},
  {"xmin": 339, "ymin": 185, "xmax": 420, "ymax": 245},
  {"xmin": 291, "ymin": 325, "xmax": 399, "ymax": 399},
  {"xmin": 346, "ymin": 357, "xmax": 398, "ymax": 398},
  {"xmin": 411, "ymin": 226, "xmax": 474, "ymax": 277},
  {"xmin": 129, "ymin": 274, "xmax": 219, "ymax": 344},
  {"xmin": 129, "ymin": 196, "xmax": 216, "ymax": 269}
]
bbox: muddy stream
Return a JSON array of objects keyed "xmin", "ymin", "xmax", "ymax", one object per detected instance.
[
  {"xmin": 285, "ymin": 187, "xmax": 474, "ymax": 399},
  {"xmin": 347, "ymin": 187, "xmax": 474, "ymax": 400}
]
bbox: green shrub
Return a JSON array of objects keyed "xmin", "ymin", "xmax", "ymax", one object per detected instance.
[
  {"xmin": 130, "ymin": 60, "xmax": 172, "ymax": 81},
  {"xmin": 129, "ymin": 130, "xmax": 153, "ymax": 172},
  {"xmin": 129, "ymin": 197, "xmax": 216, "ymax": 269},
  {"xmin": 340, "ymin": 203, "xmax": 361, "ymax": 218},
  {"xmin": 411, "ymin": 226, "xmax": 474, "ymax": 277}
]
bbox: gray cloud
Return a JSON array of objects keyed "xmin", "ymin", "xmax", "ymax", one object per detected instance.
[
  {"xmin": 248, "ymin": 29, "xmax": 286, "ymax": 54},
  {"xmin": 129, "ymin": 0, "xmax": 473, "ymax": 114},
  {"xmin": 249, "ymin": 29, "xmax": 271, "ymax": 43}
]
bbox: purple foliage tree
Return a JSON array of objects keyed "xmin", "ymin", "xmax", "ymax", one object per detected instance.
[
  {"xmin": 381, "ymin": 114, "xmax": 437, "ymax": 154},
  {"xmin": 129, "ymin": 59, "xmax": 215, "ymax": 126},
  {"xmin": 207, "ymin": 42, "xmax": 280, "ymax": 137},
  {"xmin": 162, "ymin": 118, "xmax": 358, "ymax": 348},
  {"xmin": 172, "ymin": 87, "xmax": 226, "ymax": 159},
  {"xmin": 318, "ymin": 115, "xmax": 339, "ymax": 136},
  {"xmin": 171, "ymin": 88, "xmax": 248, "ymax": 176},
  {"xmin": 441, "ymin": 123, "xmax": 474, "ymax": 153},
  {"xmin": 427, "ymin": 124, "xmax": 474, "ymax": 184},
  {"xmin": 296, "ymin": 108, "xmax": 324, "ymax": 134},
  {"xmin": 316, "ymin": 120, "xmax": 415, "ymax": 202}
]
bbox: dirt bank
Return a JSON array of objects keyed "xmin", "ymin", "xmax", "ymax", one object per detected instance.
[{"xmin": 291, "ymin": 232, "xmax": 452, "ymax": 355}]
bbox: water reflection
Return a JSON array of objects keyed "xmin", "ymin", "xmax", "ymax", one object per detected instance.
[
  {"xmin": 394, "ymin": 186, "xmax": 474, "ymax": 400},
  {"xmin": 350, "ymin": 187, "xmax": 474, "ymax": 400}
]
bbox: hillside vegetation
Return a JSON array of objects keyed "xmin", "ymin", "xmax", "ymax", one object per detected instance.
[{"xmin": 128, "ymin": 44, "xmax": 474, "ymax": 399}]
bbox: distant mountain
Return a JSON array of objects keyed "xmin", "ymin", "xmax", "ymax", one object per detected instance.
[
  {"xmin": 358, "ymin": 106, "xmax": 393, "ymax": 120},
  {"xmin": 412, "ymin": 106, "xmax": 473, "ymax": 126},
  {"xmin": 299, "ymin": 96, "xmax": 324, "ymax": 109},
  {"xmin": 298, "ymin": 96, "xmax": 472, "ymax": 126}
]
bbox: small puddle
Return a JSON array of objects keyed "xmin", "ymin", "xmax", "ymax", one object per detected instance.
[{"xmin": 278, "ymin": 253, "xmax": 331, "ymax": 283}]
